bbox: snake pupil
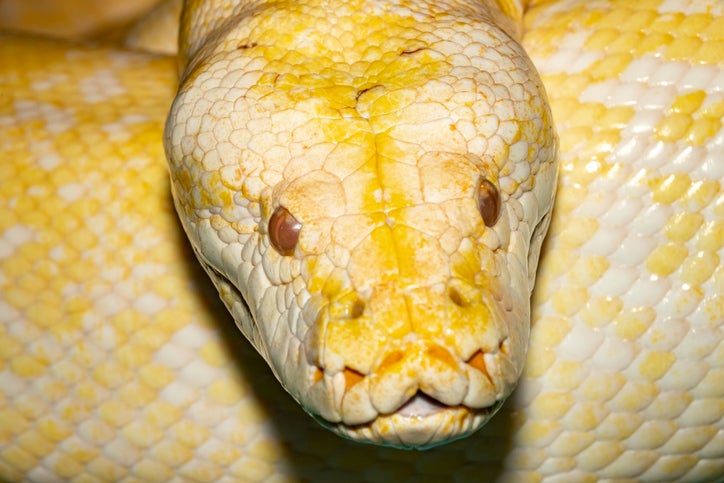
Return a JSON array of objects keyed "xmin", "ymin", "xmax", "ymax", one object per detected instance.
[
  {"xmin": 477, "ymin": 178, "xmax": 501, "ymax": 227},
  {"xmin": 269, "ymin": 206, "xmax": 302, "ymax": 256}
]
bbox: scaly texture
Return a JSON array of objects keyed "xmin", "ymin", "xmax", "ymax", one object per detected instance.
[
  {"xmin": 165, "ymin": 0, "xmax": 558, "ymax": 448},
  {"xmin": 0, "ymin": 0, "xmax": 723, "ymax": 482}
]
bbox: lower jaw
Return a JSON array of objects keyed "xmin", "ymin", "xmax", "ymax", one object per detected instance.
[{"xmin": 317, "ymin": 396, "xmax": 504, "ymax": 450}]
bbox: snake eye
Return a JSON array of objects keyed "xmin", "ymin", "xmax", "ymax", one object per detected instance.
[
  {"xmin": 269, "ymin": 206, "xmax": 302, "ymax": 256},
  {"xmin": 477, "ymin": 178, "xmax": 501, "ymax": 227}
]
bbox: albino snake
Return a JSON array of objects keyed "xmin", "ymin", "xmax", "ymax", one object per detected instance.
[{"xmin": 0, "ymin": 0, "xmax": 723, "ymax": 481}]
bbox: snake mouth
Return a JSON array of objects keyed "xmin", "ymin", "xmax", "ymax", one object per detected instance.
[
  {"xmin": 321, "ymin": 389, "xmax": 504, "ymax": 449},
  {"xmin": 305, "ymin": 340, "xmax": 514, "ymax": 449},
  {"xmin": 397, "ymin": 391, "xmax": 449, "ymax": 417},
  {"xmin": 395, "ymin": 391, "xmax": 474, "ymax": 419}
]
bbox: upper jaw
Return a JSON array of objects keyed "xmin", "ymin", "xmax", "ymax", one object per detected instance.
[
  {"xmin": 287, "ymin": 276, "xmax": 528, "ymax": 448},
  {"xmin": 297, "ymin": 319, "xmax": 522, "ymax": 448},
  {"xmin": 333, "ymin": 337, "xmax": 515, "ymax": 423}
]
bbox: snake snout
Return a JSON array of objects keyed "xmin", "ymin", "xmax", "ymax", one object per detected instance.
[
  {"xmin": 324, "ymin": 335, "xmax": 514, "ymax": 448},
  {"xmin": 301, "ymin": 277, "xmax": 524, "ymax": 448}
]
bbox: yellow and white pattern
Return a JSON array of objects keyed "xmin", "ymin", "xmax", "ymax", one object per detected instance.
[{"xmin": 1, "ymin": 0, "xmax": 723, "ymax": 481}]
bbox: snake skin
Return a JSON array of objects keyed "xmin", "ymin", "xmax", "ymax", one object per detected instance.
[
  {"xmin": 1, "ymin": 0, "xmax": 723, "ymax": 481},
  {"xmin": 165, "ymin": 0, "xmax": 558, "ymax": 448}
]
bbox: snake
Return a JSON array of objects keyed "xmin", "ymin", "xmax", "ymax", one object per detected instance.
[{"xmin": 0, "ymin": 0, "xmax": 722, "ymax": 481}]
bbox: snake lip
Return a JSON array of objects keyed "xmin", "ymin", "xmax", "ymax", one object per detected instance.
[
  {"xmin": 327, "ymin": 342, "xmax": 511, "ymax": 426},
  {"xmin": 300, "ymin": 343, "xmax": 513, "ymax": 448},
  {"xmin": 327, "ymin": 392, "xmax": 502, "ymax": 449}
]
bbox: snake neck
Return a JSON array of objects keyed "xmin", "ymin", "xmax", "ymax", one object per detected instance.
[{"xmin": 177, "ymin": 0, "xmax": 525, "ymax": 76}]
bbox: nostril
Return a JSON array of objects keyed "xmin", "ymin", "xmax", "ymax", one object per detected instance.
[
  {"xmin": 348, "ymin": 298, "xmax": 365, "ymax": 318},
  {"xmin": 499, "ymin": 338, "xmax": 508, "ymax": 355},
  {"xmin": 448, "ymin": 279, "xmax": 477, "ymax": 308},
  {"xmin": 448, "ymin": 285, "xmax": 468, "ymax": 307},
  {"xmin": 329, "ymin": 293, "xmax": 366, "ymax": 320}
]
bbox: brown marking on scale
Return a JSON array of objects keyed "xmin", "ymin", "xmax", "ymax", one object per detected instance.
[
  {"xmin": 466, "ymin": 350, "xmax": 490, "ymax": 381},
  {"xmin": 400, "ymin": 47, "xmax": 426, "ymax": 56},
  {"xmin": 427, "ymin": 344, "xmax": 458, "ymax": 368},
  {"xmin": 378, "ymin": 350, "xmax": 405, "ymax": 372},
  {"xmin": 343, "ymin": 367, "xmax": 365, "ymax": 389}
]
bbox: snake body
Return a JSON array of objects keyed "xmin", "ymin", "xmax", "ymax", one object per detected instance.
[{"xmin": 1, "ymin": 0, "xmax": 723, "ymax": 481}]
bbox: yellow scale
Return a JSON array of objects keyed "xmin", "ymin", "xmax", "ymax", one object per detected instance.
[{"xmin": 0, "ymin": 0, "xmax": 723, "ymax": 481}]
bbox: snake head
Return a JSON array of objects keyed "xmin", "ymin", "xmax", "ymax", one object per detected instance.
[{"xmin": 165, "ymin": 2, "xmax": 557, "ymax": 448}]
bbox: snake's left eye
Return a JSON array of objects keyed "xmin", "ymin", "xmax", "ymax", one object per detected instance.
[
  {"xmin": 269, "ymin": 206, "xmax": 302, "ymax": 256},
  {"xmin": 477, "ymin": 178, "xmax": 501, "ymax": 227}
]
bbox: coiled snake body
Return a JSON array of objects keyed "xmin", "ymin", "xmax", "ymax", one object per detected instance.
[{"xmin": 0, "ymin": 0, "xmax": 723, "ymax": 481}]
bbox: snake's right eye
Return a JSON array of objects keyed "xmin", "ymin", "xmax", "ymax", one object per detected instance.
[
  {"xmin": 269, "ymin": 206, "xmax": 302, "ymax": 256},
  {"xmin": 477, "ymin": 178, "xmax": 501, "ymax": 227}
]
